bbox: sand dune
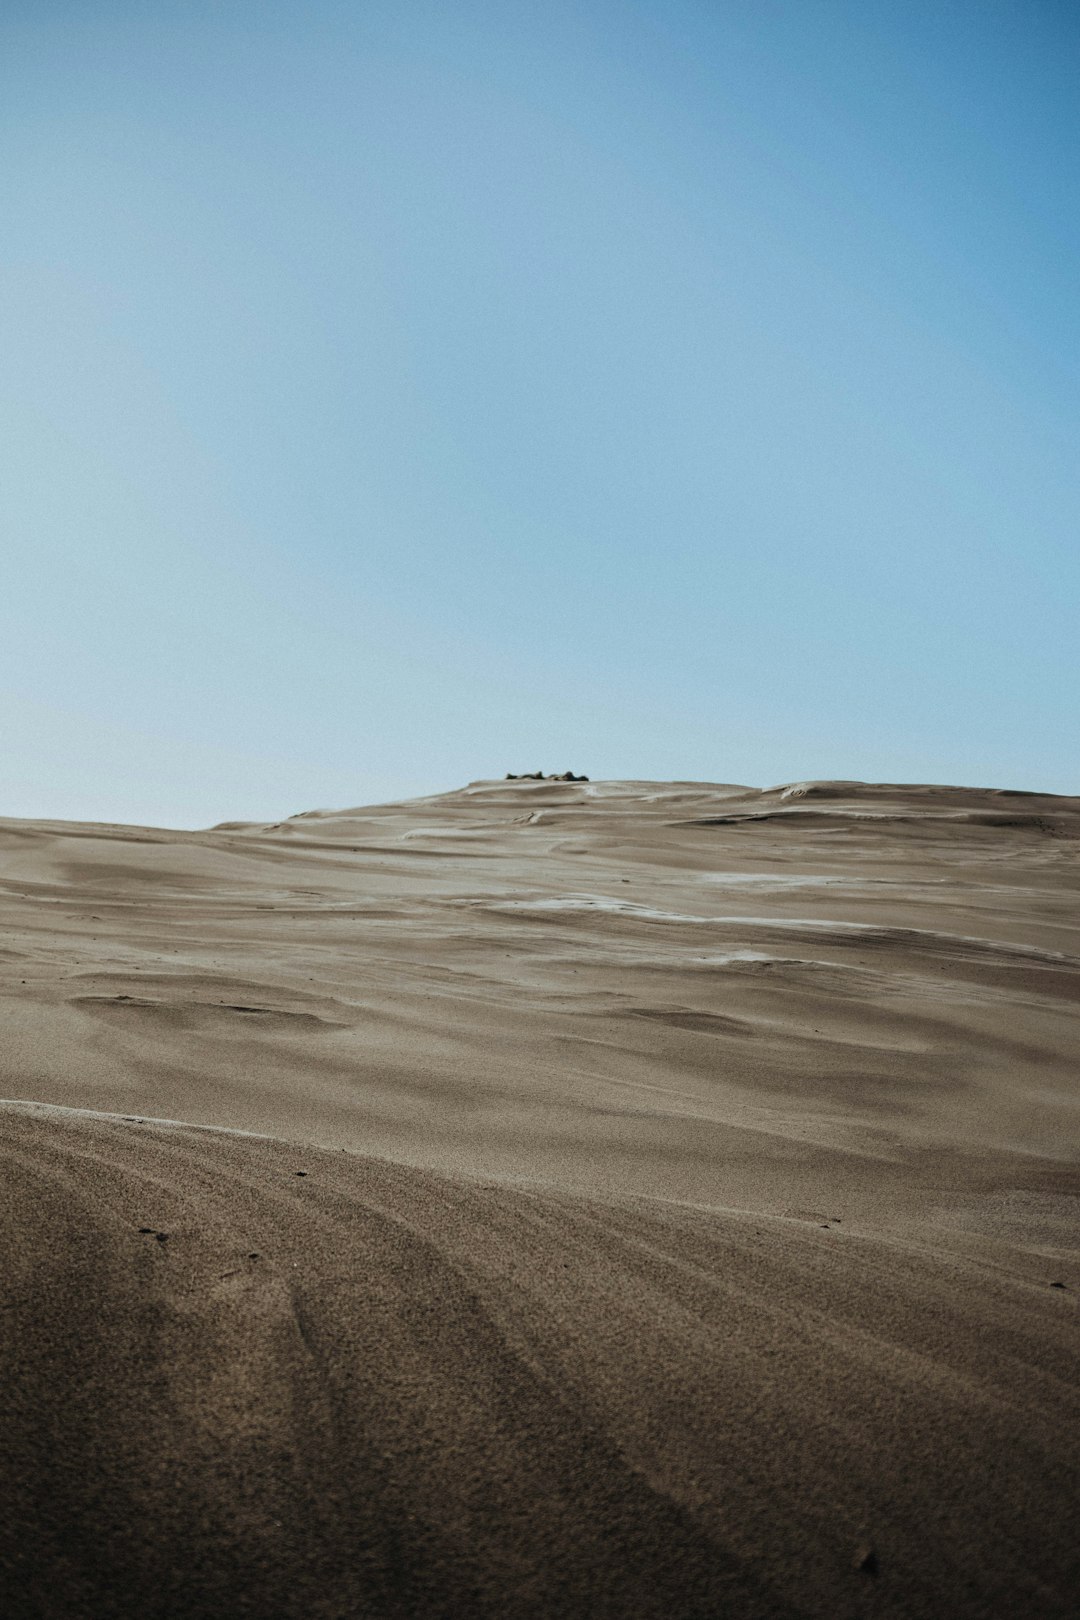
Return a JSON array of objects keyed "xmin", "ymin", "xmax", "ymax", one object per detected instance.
[{"xmin": 1, "ymin": 779, "xmax": 1078, "ymax": 1616}]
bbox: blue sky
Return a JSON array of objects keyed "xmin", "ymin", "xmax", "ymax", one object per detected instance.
[{"xmin": 2, "ymin": 0, "xmax": 1077, "ymax": 825}]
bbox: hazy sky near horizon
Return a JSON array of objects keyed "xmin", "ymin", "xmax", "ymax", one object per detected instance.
[{"xmin": 2, "ymin": 0, "xmax": 1077, "ymax": 825}]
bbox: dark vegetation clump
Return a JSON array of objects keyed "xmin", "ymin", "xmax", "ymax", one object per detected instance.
[{"xmin": 505, "ymin": 771, "xmax": 589, "ymax": 782}]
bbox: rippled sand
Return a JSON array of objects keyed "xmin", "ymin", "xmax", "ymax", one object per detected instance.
[{"xmin": 2, "ymin": 778, "xmax": 1078, "ymax": 1616}]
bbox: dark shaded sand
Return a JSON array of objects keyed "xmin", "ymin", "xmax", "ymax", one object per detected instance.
[{"xmin": 1, "ymin": 779, "xmax": 1079, "ymax": 1616}]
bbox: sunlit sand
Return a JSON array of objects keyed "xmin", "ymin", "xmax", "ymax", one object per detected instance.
[{"xmin": 2, "ymin": 778, "xmax": 1077, "ymax": 1616}]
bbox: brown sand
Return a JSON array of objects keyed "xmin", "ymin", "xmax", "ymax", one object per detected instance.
[{"xmin": 1, "ymin": 777, "xmax": 1078, "ymax": 1617}]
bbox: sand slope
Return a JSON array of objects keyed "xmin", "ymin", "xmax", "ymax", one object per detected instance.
[{"xmin": 1, "ymin": 779, "xmax": 1078, "ymax": 1616}]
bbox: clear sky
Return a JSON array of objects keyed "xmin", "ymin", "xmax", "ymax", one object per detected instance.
[{"xmin": 2, "ymin": 0, "xmax": 1077, "ymax": 826}]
